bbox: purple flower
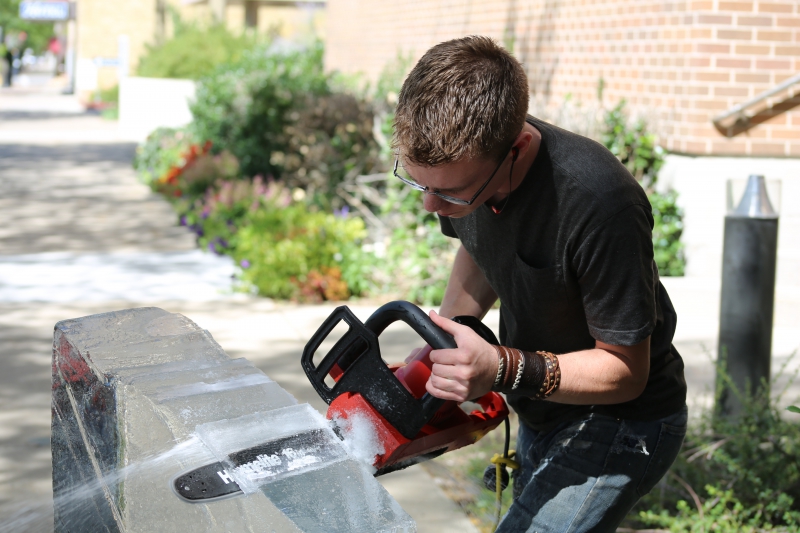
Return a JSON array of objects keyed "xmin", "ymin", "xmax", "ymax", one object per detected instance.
[
  {"xmin": 334, "ymin": 205, "xmax": 350, "ymax": 219},
  {"xmin": 240, "ymin": 259, "xmax": 251, "ymax": 269},
  {"xmin": 179, "ymin": 215, "xmax": 187, "ymax": 226}
]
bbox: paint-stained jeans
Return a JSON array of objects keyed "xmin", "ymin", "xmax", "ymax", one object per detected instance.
[{"xmin": 497, "ymin": 406, "xmax": 687, "ymax": 533}]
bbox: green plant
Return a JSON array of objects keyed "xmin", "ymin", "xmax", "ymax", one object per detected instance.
[
  {"xmin": 625, "ymin": 356, "xmax": 800, "ymax": 531},
  {"xmin": 190, "ymin": 41, "xmax": 331, "ymax": 179},
  {"xmin": 136, "ymin": 20, "xmax": 257, "ymax": 80},
  {"xmin": 133, "ymin": 127, "xmax": 196, "ymax": 187},
  {"xmin": 639, "ymin": 484, "xmax": 800, "ymax": 532},
  {"xmin": 649, "ymin": 190, "xmax": 685, "ymax": 276},
  {"xmin": 602, "ymin": 100, "xmax": 664, "ymax": 191},
  {"xmin": 373, "ymin": 178, "xmax": 460, "ymax": 306},
  {"xmin": 233, "ymin": 203, "xmax": 373, "ymax": 300},
  {"xmin": 600, "ymin": 101, "xmax": 685, "ymax": 277}
]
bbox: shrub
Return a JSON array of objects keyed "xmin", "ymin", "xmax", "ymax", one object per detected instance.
[
  {"xmin": 190, "ymin": 41, "xmax": 331, "ymax": 179},
  {"xmin": 133, "ymin": 127, "xmax": 196, "ymax": 187},
  {"xmin": 136, "ymin": 22, "xmax": 257, "ymax": 80},
  {"xmin": 626, "ymin": 359, "xmax": 800, "ymax": 531},
  {"xmin": 233, "ymin": 204, "xmax": 373, "ymax": 301},
  {"xmin": 600, "ymin": 101, "xmax": 685, "ymax": 276}
]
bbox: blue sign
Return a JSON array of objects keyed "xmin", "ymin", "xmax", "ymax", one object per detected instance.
[{"xmin": 19, "ymin": 1, "xmax": 71, "ymax": 21}]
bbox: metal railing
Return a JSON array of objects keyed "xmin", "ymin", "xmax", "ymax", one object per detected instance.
[{"xmin": 712, "ymin": 72, "xmax": 800, "ymax": 137}]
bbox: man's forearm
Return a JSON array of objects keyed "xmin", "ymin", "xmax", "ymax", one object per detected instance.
[{"xmin": 439, "ymin": 245, "xmax": 498, "ymax": 319}]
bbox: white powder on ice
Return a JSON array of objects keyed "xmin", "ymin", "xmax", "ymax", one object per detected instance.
[{"xmin": 332, "ymin": 412, "xmax": 385, "ymax": 474}]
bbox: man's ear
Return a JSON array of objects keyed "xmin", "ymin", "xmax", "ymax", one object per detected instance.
[{"xmin": 512, "ymin": 147, "xmax": 519, "ymax": 162}]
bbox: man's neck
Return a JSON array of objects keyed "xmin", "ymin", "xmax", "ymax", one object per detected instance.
[{"xmin": 486, "ymin": 122, "xmax": 542, "ymax": 207}]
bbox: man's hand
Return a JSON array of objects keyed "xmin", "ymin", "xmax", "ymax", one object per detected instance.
[{"xmin": 426, "ymin": 310, "xmax": 498, "ymax": 402}]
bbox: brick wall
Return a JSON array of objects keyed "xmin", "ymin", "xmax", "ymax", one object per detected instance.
[{"xmin": 325, "ymin": 0, "xmax": 800, "ymax": 157}]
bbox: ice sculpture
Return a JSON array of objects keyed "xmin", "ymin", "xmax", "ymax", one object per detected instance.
[{"xmin": 51, "ymin": 307, "xmax": 415, "ymax": 532}]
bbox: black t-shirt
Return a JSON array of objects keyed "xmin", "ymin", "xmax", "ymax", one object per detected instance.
[{"xmin": 439, "ymin": 116, "xmax": 687, "ymax": 431}]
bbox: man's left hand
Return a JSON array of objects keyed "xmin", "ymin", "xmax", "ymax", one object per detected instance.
[{"xmin": 426, "ymin": 310, "xmax": 498, "ymax": 402}]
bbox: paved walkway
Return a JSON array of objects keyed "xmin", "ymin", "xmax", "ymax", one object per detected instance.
[{"xmin": 0, "ymin": 85, "xmax": 478, "ymax": 532}]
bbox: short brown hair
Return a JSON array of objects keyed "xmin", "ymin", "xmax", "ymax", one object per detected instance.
[{"xmin": 393, "ymin": 36, "xmax": 529, "ymax": 166}]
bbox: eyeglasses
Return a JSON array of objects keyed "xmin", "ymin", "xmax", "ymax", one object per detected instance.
[{"xmin": 393, "ymin": 151, "xmax": 509, "ymax": 206}]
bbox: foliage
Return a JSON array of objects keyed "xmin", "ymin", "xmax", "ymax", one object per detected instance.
[
  {"xmin": 190, "ymin": 41, "xmax": 331, "ymax": 180},
  {"xmin": 372, "ymin": 178, "xmax": 460, "ymax": 306},
  {"xmin": 601, "ymin": 100, "xmax": 664, "ymax": 191},
  {"xmin": 233, "ymin": 203, "xmax": 373, "ymax": 301},
  {"xmin": 626, "ymin": 359, "xmax": 800, "ymax": 531},
  {"xmin": 136, "ymin": 21, "xmax": 257, "ymax": 80},
  {"xmin": 133, "ymin": 127, "xmax": 197, "ymax": 187},
  {"xmin": 274, "ymin": 91, "xmax": 383, "ymax": 209},
  {"xmin": 600, "ymin": 101, "xmax": 685, "ymax": 277},
  {"xmin": 649, "ymin": 190, "xmax": 685, "ymax": 276},
  {"xmin": 640, "ymin": 484, "xmax": 800, "ymax": 532},
  {"xmin": 0, "ymin": 0, "xmax": 54, "ymax": 53}
]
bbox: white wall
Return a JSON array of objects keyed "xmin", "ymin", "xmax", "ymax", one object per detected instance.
[
  {"xmin": 119, "ymin": 77, "xmax": 196, "ymax": 142},
  {"xmin": 659, "ymin": 155, "xmax": 800, "ymax": 354}
]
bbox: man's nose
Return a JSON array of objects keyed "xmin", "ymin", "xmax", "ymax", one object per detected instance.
[{"xmin": 422, "ymin": 192, "xmax": 446, "ymax": 213}]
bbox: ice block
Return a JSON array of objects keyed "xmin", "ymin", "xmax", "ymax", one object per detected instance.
[{"xmin": 51, "ymin": 307, "xmax": 415, "ymax": 532}]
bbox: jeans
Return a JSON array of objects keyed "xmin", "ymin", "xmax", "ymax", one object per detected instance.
[{"xmin": 496, "ymin": 406, "xmax": 687, "ymax": 533}]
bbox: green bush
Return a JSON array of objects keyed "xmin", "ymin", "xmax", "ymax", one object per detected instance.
[
  {"xmin": 600, "ymin": 101, "xmax": 685, "ymax": 277},
  {"xmin": 626, "ymin": 361, "xmax": 800, "ymax": 531},
  {"xmin": 136, "ymin": 23, "xmax": 257, "ymax": 80},
  {"xmin": 190, "ymin": 41, "xmax": 331, "ymax": 180},
  {"xmin": 133, "ymin": 127, "xmax": 196, "ymax": 187},
  {"xmin": 233, "ymin": 203, "xmax": 373, "ymax": 300},
  {"xmin": 372, "ymin": 178, "xmax": 460, "ymax": 306},
  {"xmin": 649, "ymin": 190, "xmax": 685, "ymax": 277}
]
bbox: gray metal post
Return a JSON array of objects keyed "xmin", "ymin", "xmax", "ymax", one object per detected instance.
[{"xmin": 716, "ymin": 175, "xmax": 779, "ymax": 418}]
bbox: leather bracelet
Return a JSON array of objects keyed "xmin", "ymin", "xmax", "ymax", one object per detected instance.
[{"xmin": 490, "ymin": 346, "xmax": 561, "ymax": 399}]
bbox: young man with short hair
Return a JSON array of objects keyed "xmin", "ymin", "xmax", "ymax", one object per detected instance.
[{"xmin": 393, "ymin": 36, "xmax": 687, "ymax": 532}]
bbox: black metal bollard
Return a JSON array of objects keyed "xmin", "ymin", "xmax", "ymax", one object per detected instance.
[{"xmin": 716, "ymin": 175, "xmax": 779, "ymax": 419}]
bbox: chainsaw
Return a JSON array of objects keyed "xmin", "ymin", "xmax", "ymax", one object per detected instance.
[{"xmin": 173, "ymin": 300, "xmax": 508, "ymax": 502}]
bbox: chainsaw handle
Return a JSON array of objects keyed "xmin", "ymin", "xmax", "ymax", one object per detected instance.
[
  {"xmin": 365, "ymin": 301, "xmax": 457, "ymax": 423},
  {"xmin": 364, "ymin": 301, "xmax": 457, "ymax": 351}
]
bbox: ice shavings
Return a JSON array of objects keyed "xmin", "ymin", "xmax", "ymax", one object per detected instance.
[{"xmin": 332, "ymin": 411, "xmax": 385, "ymax": 474}]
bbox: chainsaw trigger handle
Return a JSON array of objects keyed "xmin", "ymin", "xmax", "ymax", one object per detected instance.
[{"xmin": 364, "ymin": 301, "xmax": 457, "ymax": 351}]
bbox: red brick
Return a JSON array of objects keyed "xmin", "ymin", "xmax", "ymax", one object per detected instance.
[
  {"xmin": 691, "ymin": 28, "xmax": 713, "ymax": 39},
  {"xmin": 718, "ymin": 29, "xmax": 753, "ymax": 39},
  {"xmin": 757, "ymin": 3, "xmax": 795, "ymax": 14},
  {"xmin": 736, "ymin": 73, "xmax": 772, "ymax": 84},
  {"xmin": 719, "ymin": 2, "xmax": 754, "ymax": 12},
  {"xmin": 776, "ymin": 18, "xmax": 800, "ymax": 28},
  {"xmin": 756, "ymin": 58, "xmax": 792, "ymax": 69},
  {"xmin": 776, "ymin": 45, "xmax": 800, "ymax": 56},
  {"xmin": 750, "ymin": 142, "xmax": 787, "ymax": 156},
  {"xmin": 698, "ymin": 14, "xmax": 733, "ymax": 24},
  {"xmin": 770, "ymin": 128, "xmax": 800, "ymax": 140},
  {"xmin": 695, "ymin": 71, "xmax": 731, "ymax": 82},
  {"xmin": 715, "ymin": 86, "xmax": 750, "ymax": 97},
  {"xmin": 684, "ymin": 141, "xmax": 710, "ymax": 154},
  {"xmin": 737, "ymin": 15, "xmax": 774, "ymax": 26},
  {"xmin": 690, "ymin": 1, "xmax": 713, "ymax": 9},
  {"xmin": 695, "ymin": 99, "xmax": 729, "ymax": 111},
  {"xmin": 735, "ymin": 44, "xmax": 770, "ymax": 54},
  {"xmin": 712, "ymin": 141, "xmax": 750, "ymax": 155},
  {"xmin": 717, "ymin": 57, "xmax": 752, "ymax": 68},
  {"xmin": 697, "ymin": 43, "xmax": 731, "ymax": 53},
  {"xmin": 688, "ymin": 85, "xmax": 710, "ymax": 95},
  {"xmin": 757, "ymin": 29, "xmax": 793, "ymax": 41},
  {"xmin": 689, "ymin": 57, "xmax": 711, "ymax": 67}
]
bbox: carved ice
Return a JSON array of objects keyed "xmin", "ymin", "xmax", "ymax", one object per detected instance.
[{"xmin": 51, "ymin": 307, "xmax": 415, "ymax": 532}]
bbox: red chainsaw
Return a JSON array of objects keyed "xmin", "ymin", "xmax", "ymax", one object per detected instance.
[
  {"xmin": 301, "ymin": 300, "xmax": 509, "ymax": 475},
  {"xmin": 172, "ymin": 301, "xmax": 508, "ymax": 502}
]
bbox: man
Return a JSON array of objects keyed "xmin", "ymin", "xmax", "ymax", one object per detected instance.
[{"xmin": 392, "ymin": 36, "xmax": 687, "ymax": 532}]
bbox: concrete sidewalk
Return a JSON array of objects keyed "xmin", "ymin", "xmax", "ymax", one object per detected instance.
[{"xmin": 0, "ymin": 87, "xmax": 478, "ymax": 532}]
